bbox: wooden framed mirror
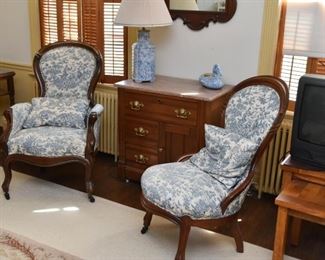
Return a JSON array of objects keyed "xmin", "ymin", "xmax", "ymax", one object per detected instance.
[{"xmin": 165, "ymin": 0, "xmax": 237, "ymax": 30}]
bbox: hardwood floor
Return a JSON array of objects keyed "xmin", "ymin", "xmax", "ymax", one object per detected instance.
[{"xmin": 2, "ymin": 152, "xmax": 325, "ymax": 260}]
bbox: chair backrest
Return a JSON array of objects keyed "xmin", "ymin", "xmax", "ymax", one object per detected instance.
[
  {"xmin": 33, "ymin": 41, "xmax": 102, "ymax": 104},
  {"xmin": 225, "ymin": 84, "xmax": 280, "ymax": 145},
  {"xmin": 222, "ymin": 76, "xmax": 289, "ymax": 167},
  {"xmin": 219, "ymin": 76, "xmax": 288, "ymax": 212}
]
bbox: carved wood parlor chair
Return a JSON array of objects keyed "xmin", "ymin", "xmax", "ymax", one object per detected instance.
[
  {"xmin": 140, "ymin": 76, "xmax": 289, "ymax": 260},
  {"xmin": 1, "ymin": 41, "xmax": 103, "ymax": 202}
]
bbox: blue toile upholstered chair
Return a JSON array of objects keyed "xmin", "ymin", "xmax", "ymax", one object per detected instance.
[
  {"xmin": 1, "ymin": 41, "xmax": 103, "ymax": 202},
  {"xmin": 140, "ymin": 76, "xmax": 289, "ymax": 260}
]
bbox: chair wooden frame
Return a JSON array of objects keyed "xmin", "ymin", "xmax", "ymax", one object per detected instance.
[
  {"xmin": 1, "ymin": 41, "xmax": 103, "ymax": 202},
  {"xmin": 140, "ymin": 75, "xmax": 289, "ymax": 260}
]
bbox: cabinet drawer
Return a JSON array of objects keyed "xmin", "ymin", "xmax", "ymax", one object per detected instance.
[
  {"xmin": 125, "ymin": 146, "xmax": 158, "ymax": 168},
  {"xmin": 125, "ymin": 118, "xmax": 158, "ymax": 144},
  {"xmin": 124, "ymin": 166, "xmax": 144, "ymax": 181},
  {"xmin": 124, "ymin": 92, "xmax": 198, "ymax": 125}
]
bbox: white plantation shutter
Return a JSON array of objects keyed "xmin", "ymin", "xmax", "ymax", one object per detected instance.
[
  {"xmin": 284, "ymin": 1, "xmax": 325, "ymax": 58},
  {"xmin": 275, "ymin": 0, "xmax": 325, "ymax": 107},
  {"xmin": 103, "ymin": 1, "xmax": 127, "ymax": 82},
  {"xmin": 62, "ymin": 0, "xmax": 80, "ymax": 41},
  {"xmin": 40, "ymin": 0, "xmax": 58, "ymax": 45},
  {"xmin": 39, "ymin": 0, "xmax": 127, "ymax": 83},
  {"xmin": 40, "ymin": 0, "xmax": 80, "ymax": 45},
  {"xmin": 280, "ymin": 55, "xmax": 307, "ymax": 101}
]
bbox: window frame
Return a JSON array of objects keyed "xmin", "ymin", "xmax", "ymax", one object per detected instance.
[{"xmin": 274, "ymin": 0, "xmax": 325, "ymax": 111}]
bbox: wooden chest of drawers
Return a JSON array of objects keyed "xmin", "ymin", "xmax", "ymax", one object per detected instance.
[{"xmin": 116, "ymin": 75, "xmax": 234, "ymax": 181}]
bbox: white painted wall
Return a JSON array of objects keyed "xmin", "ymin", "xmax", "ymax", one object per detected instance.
[
  {"xmin": 151, "ymin": 0, "xmax": 265, "ymax": 85},
  {"xmin": 0, "ymin": 0, "xmax": 32, "ymax": 65},
  {"xmin": 0, "ymin": 0, "xmax": 265, "ymax": 85}
]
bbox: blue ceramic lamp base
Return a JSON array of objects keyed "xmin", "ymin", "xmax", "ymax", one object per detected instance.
[{"xmin": 132, "ymin": 28, "xmax": 155, "ymax": 83}]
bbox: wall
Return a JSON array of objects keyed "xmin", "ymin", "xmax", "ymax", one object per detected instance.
[
  {"xmin": 0, "ymin": 0, "xmax": 35, "ymax": 127},
  {"xmin": 151, "ymin": 0, "xmax": 265, "ymax": 85},
  {"xmin": 0, "ymin": 62, "xmax": 35, "ymax": 127},
  {"xmin": 0, "ymin": 0, "xmax": 266, "ymax": 124},
  {"xmin": 0, "ymin": 0, "xmax": 32, "ymax": 64}
]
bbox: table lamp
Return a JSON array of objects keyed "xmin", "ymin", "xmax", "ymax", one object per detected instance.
[{"xmin": 115, "ymin": 0, "xmax": 172, "ymax": 83}]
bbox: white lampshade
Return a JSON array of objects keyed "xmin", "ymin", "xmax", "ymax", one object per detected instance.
[
  {"xmin": 283, "ymin": 0, "xmax": 325, "ymax": 58},
  {"xmin": 114, "ymin": 0, "xmax": 173, "ymax": 27}
]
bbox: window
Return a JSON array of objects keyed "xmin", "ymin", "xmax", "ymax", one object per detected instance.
[
  {"xmin": 280, "ymin": 55, "xmax": 308, "ymax": 101},
  {"xmin": 275, "ymin": 0, "xmax": 325, "ymax": 111},
  {"xmin": 39, "ymin": 0, "xmax": 128, "ymax": 83}
]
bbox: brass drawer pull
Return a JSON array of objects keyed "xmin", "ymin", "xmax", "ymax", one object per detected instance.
[
  {"xmin": 129, "ymin": 100, "xmax": 144, "ymax": 111},
  {"xmin": 134, "ymin": 154, "xmax": 149, "ymax": 164},
  {"xmin": 134, "ymin": 127, "xmax": 149, "ymax": 137},
  {"xmin": 174, "ymin": 108, "xmax": 191, "ymax": 119}
]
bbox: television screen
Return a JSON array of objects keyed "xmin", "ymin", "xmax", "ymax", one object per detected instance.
[
  {"xmin": 299, "ymin": 84, "xmax": 325, "ymax": 146},
  {"xmin": 291, "ymin": 74, "xmax": 325, "ymax": 169}
]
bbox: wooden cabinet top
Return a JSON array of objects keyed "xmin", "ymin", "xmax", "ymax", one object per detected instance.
[
  {"xmin": 0, "ymin": 68, "xmax": 15, "ymax": 79},
  {"xmin": 115, "ymin": 75, "xmax": 234, "ymax": 102},
  {"xmin": 281, "ymin": 154, "xmax": 325, "ymax": 185},
  {"xmin": 281, "ymin": 154, "xmax": 325, "ymax": 173}
]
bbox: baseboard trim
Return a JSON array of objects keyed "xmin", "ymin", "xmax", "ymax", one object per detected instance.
[{"xmin": 0, "ymin": 62, "xmax": 33, "ymax": 72}]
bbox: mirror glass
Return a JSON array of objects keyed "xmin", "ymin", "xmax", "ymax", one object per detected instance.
[{"xmin": 170, "ymin": 0, "xmax": 227, "ymax": 12}]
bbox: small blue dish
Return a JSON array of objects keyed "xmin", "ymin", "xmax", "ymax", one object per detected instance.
[
  {"xmin": 199, "ymin": 73, "xmax": 224, "ymax": 89},
  {"xmin": 199, "ymin": 64, "xmax": 224, "ymax": 90}
]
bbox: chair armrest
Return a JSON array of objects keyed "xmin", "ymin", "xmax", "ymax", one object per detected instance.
[
  {"xmin": 220, "ymin": 142, "xmax": 271, "ymax": 213},
  {"xmin": 4, "ymin": 103, "xmax": 32, "ymax": 139},
  {"xmin": 177, "ymin": 153, "xmax": 195, "ymax": 162},
  {"xmin": 220, "ymin": 166, "xmax": 256, "ymax": 214},
  {"xmin": 1, "ymin": 103, "xmax": 31, "ymax": 155},
  {"xmin": 89, "ymin": 103, "xmax": 104, "ymax": 115},
  {"xmin": 86, "ymin": 104, "xmax": 104, "ymax": 152}
]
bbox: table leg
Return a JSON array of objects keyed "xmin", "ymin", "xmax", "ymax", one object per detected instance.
[
  {"xmin": 273, "ymin": 207, "xmax": 288, "ymax": 260},
  {"xmin": 289, "ymin": 217, "xmax": 302, "ymax": 246},
  {"xmin": 7, "ymin": 76, "xmax": 15, "ymax": 106}
]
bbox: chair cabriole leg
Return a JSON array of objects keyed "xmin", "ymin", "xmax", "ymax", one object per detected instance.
[
  {"xmin": 232, "ymin": 216, "xmax": 244, "ymax": 253},
  {"xmin": 175, "ymin": 218, "xmax": 191, "ymax": 260},
  {"xmin": 2, "ymin": 160, "xmax": 12, "ymax": 200},
  {"xmin": 141, "ymin": 211, "xmax": 153, "ymax": 234},
  {"xmin": 85, "ymin": 164, "xmax": 95, "ymax": 203}
]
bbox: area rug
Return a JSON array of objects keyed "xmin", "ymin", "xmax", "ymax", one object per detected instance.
[
  {"xmin": 0, "ymin": 170, "xmax": 297, "ymax": 260},
  {"xmin": 0, "ymin": 228, "xmax": 80, "ymax": 259}
]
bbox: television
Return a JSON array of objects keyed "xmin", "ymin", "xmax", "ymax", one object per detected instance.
[{"xmin": 291, "ymin": 74, "xmax": 325, "ymax": 169}]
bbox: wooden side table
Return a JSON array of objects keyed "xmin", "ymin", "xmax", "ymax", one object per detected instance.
[
  {"xmin": 272, "ymin": 155, "xmax": 325, "ymax": 260},
  {"xmin": 0, "ymin": 68, "xmax": 15, "ymax": 106}
]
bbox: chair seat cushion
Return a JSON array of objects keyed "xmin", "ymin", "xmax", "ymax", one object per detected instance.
[
  {"xmin": 23, "ymin": 97, "xmax": 89, "ymax": 129},
  {"xmin": 8, "ymin": 126, "xmax": 86, "ymax": 157},
  {"xmin": 141, "ymin": 161, "xmax": 244, "ymax": 219}
]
